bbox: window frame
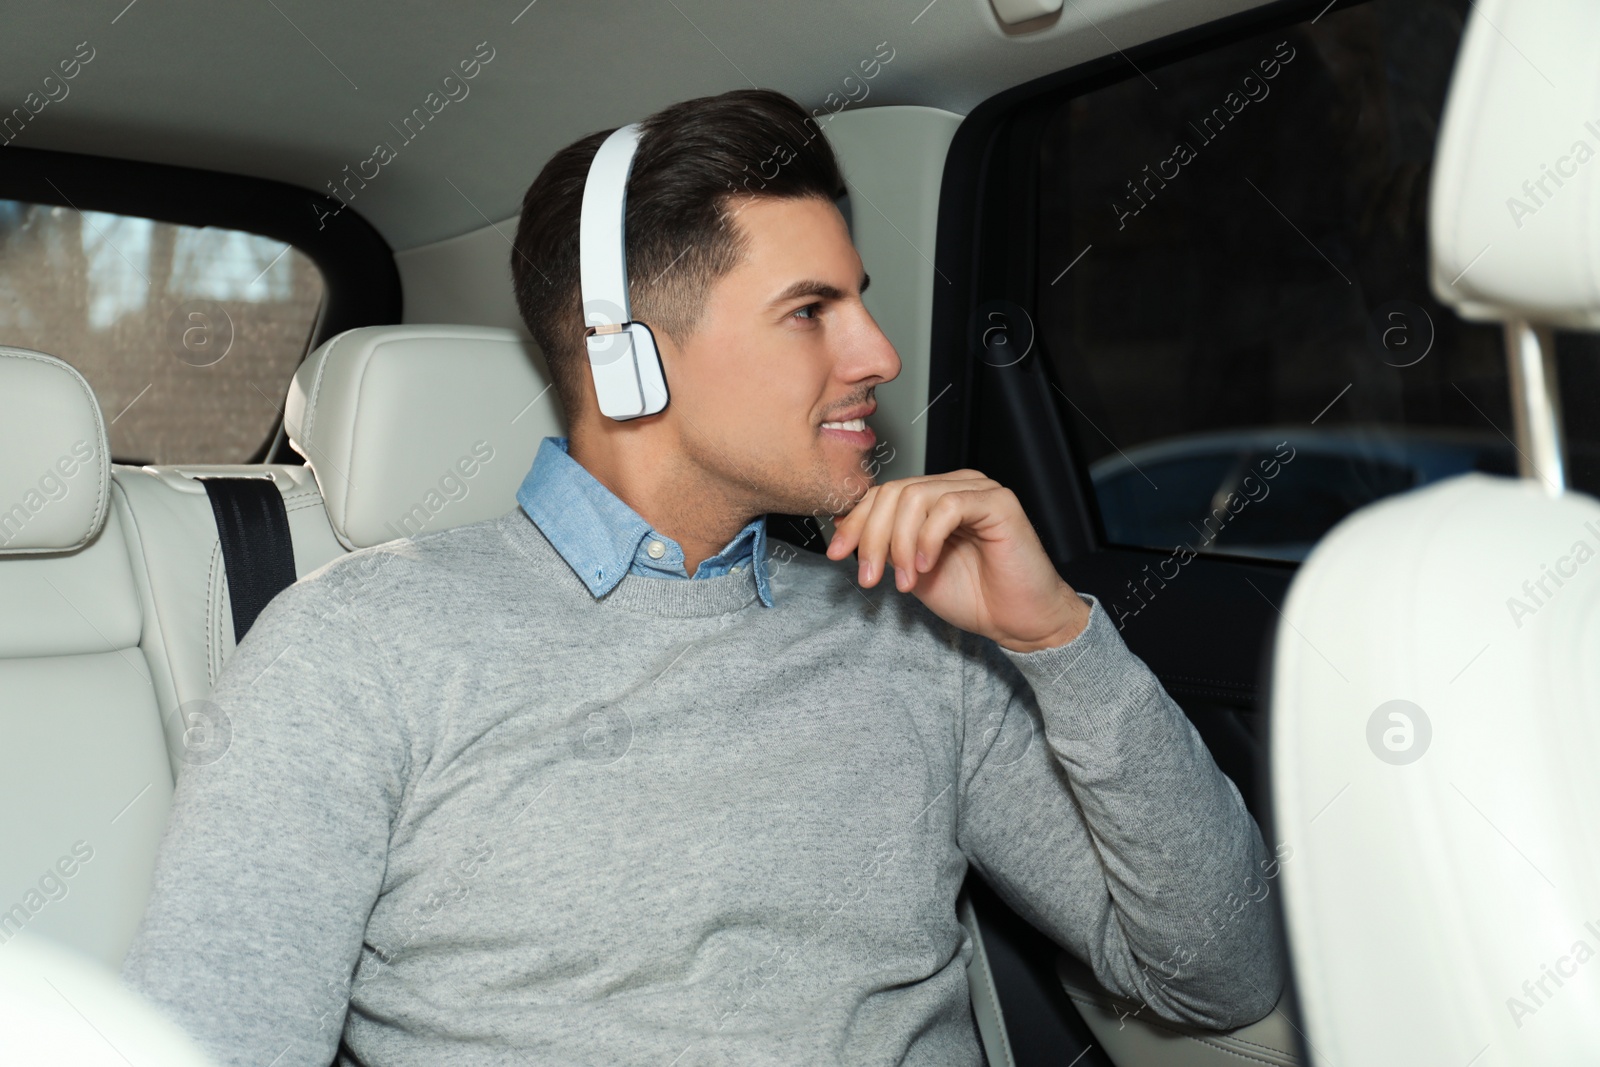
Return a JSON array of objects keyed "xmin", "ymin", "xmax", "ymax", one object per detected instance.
[
  {"xmin": 0, "ymin": 144, "xmax": 402, "ymax": 463},
  {"xmin": 927, "ymin": 0, "xmax": 1374, "ymax": 701}
]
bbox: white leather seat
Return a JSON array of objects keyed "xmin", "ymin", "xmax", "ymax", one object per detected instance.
[
  {"xmin": 0, "ymin": 932, "xmax": 216, "ymax": 1066},
  {"xmin": 0, "ymin": 348, "xmax": 173, "ymax": 968},
  {"xmin": 1273, "ymin": 2, "xmax": 1600, "ymax": 1063},
  {"xmin": 111, "ymin": 463, "xmax": 347, "ymax": 775},
  {"xmin": 1273, "ymin": 476, "xmax": 1600, "ymax": 1065},
  {"xmin": 282, "ymin": 324, "xmax": 561, "ymax": 551}
]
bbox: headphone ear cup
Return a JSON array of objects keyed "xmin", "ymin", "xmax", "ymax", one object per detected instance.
[
  {"xmin": 586, "ymin": 329, "xmax": 646, "ymax": 419},
  {"xmin": 629, "ymin": 322, "xmax": 670, "ymax": 416}
]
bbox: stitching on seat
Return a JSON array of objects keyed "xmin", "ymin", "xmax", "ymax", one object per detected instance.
[
  {"xmin": 304, "ymin": 332, "xmax": 373, "ymax": 540},
  {"xmin": 1222, "ymin": 1035, "xmax": 1293, "ymax": 1057},
  {"xmin": 1186, "ymin": 1023, "xmax": 1296, "ymax": 1057},
  {"xmin": 1, "ymin": 348, "xmax": 110, "ymax": 551},
  {"xmin": 206, "ymin": 539, "xmax": 222, "ymax": 689},
  {"xmin": 1062, "ymin": 990, "xmax": 1294, "ymax": 1067},
  {"xmin": 1158, "ymin": 673, "xmax": 1257, "ymax": 693},
  {"xmin": 1163, "ymin": 685, "xmax": 1263, "ymax": 703},
  {"xmin": 301, "ymin": 336, "xmax": 336, "ymax": 447}
]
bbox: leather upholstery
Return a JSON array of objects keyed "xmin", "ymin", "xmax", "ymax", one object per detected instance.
[
  {"xmin": 0, "ymin": 933, "xmax": 215, "ymax": 1064},
  {"xmin": 0, "ymin": 348, "xmax": 111, "ymax": 555},
  {"xmin": 1271, "ymin": 474, "xmax": 1600, "ymax": 1063},
  {"xmin": 111, "ymin": 464, "xmax": 347, "ymax": 779},
  {"xmin": 283, "ymin": 324, "xmax": 561, "ymax": 549},
  {"xmin": 1429, "ymin": 0, "xmax": 1600, "ymax": 326},
  {"xmin": 0, "ymin": 351, "xmax": 172, "ymax": 968}
]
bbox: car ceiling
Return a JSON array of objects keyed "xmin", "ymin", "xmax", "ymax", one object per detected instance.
[{"xmin": 5, "ymin": 0, "xmax": 1268, "ymax": 251}]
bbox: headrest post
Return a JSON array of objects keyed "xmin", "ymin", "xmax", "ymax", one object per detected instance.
[{"xmin": 1503, "ymin": 318, "xmax": 1565, "ymax": 495}]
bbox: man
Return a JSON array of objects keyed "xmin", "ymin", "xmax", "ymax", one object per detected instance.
[{"xmin": 123, "ymin": 88, "xmax": 1286, "ymax": 1066}]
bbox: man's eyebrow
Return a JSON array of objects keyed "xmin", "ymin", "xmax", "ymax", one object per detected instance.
[{"xmin": 766, "ymin": 272, "xmax": 871, "ymax": 309}]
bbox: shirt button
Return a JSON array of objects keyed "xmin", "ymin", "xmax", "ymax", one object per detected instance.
[{"xmin": 646, "ymin": 540, "xmax": 666, "ymax": 559}]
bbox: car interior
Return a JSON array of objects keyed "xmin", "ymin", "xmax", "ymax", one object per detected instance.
[{"xmin": 2, "ymin": 0, "xmax": 1597, "ymax": 1063}]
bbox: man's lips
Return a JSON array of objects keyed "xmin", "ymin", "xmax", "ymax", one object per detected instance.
[
  {"xmin": 820, "ymin": 417, "xmax": 875, "ymax": 447},
  {"xmin": 822, "ymin": 402, "xmax": 876, "ymax": 424},
  {"xmin": 820, "ymin": 400, "xmax": 876, "ymax": 446}
]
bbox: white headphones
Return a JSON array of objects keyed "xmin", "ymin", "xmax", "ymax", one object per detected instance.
[{"xmin": 579, "ymin": 122, "xmax": 670, "ymax": 420}]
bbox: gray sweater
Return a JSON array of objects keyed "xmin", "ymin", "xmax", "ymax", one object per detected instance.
[{"xmin": 121, "ymin": 507, "xmax": 1285, "ymax": 1066}]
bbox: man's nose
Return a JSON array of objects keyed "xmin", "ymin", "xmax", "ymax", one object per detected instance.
[{"xmin": 847, "ymin": 314, "xmax": 901, "ymax": 385}]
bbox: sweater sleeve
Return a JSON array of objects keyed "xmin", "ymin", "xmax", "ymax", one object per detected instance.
[
  {"xmin": 953, "ymin": 592, "xmax": 1287, "ymax": 1030},
  {"xmin": 119, "ymin": 572, "xmax": 408, "ymax": 1067}
]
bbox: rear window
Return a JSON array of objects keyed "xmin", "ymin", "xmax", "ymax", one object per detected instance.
[
  {"xmin": 0, "ymin": 199, "xmax": 324, "ymax": 465},
  {"xmin": 1032, "ymin": 0, "xmax": 1599, "ymax": 561}
]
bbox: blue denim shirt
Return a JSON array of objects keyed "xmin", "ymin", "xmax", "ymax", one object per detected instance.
[{"xmin": 516, "ymin": 436, "xmax": 775, "ymax": 607}]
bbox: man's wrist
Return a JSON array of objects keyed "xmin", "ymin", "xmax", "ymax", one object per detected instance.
[
  {"xmin": 996, "ymin": 589, "xmax": 1093, "ymax": 654},
  {"xmin": 996, "ymin": 593, "xmax": 1164, "ymax": 742}
]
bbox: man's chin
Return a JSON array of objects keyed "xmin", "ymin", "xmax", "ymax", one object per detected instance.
[
  {"xmin": 753, "ymin": 442, "xmax": 878, "ymax": 523},
  {"xmin": 814, "ymin": 468, "xmax": 875, "ymax": 522}
]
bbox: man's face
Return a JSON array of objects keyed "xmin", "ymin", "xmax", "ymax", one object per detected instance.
[{"xmin": 651, "ymin": 194, "xmax": 901, "ymax": 521}]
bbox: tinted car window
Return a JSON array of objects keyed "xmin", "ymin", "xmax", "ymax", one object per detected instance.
[
  {"xmin": 1033, "ymin": 0, "xmax": 1596, "ymax": 561},
  {"xmin": 0, "ymin": 200, "xmax": 324, "ymax": 464}
]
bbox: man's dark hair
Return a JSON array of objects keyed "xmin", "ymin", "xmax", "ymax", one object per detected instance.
[{"xmin": 510, "ymin": 88, "xmax": 847, "ymax": 425}]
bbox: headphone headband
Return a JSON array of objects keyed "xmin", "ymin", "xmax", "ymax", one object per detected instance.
[
  {"xmin": 577, "ymin": 122, "xmax": 669, "ymax": 420},
  {"xmin": 579, "ymin": 123, "xmax": 641, "ymax": 330}
]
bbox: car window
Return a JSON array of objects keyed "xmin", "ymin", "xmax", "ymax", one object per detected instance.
[
  {"xmin": 0, "ymin": 200, "xmax": 324, "ymax": 465},
  {"xmin": 1032, "ymin": 0, "xmax": 1596, "ymax": 561}
]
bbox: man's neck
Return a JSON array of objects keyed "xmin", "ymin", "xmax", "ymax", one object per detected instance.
[{"xmin": 568, "ymin": 426, "xmax": 756, "ymax": 575}]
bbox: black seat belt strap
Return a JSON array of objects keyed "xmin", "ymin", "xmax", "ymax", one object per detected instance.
[{"xmin": 201, "ymin": 477, "xmax": 298, "ymax": 644}]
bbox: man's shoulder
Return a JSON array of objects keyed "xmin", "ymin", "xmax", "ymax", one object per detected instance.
[
  {"xmin": 290, "ymin": 509, "xmax": 520, "ymax": 613},
  {"xmin": 226, "ymin": 511, "xmax": 526, "ymax": 687},
  {"xmin": 768, "ymin": 541, "xmax": 963, "ymax": 646},
  {"xmin": 765, "ymin": 539, "xmax": 865, "ymax": 609}
]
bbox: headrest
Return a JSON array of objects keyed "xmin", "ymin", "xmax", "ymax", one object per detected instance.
[
  {"xmin": 285, "ymin": 325, "xmax": 561, "ymax": 550},
  {"xmin": 1430, "ymin": 0, "xmax": 1600, "ymax": 327},
  {"xmin": 0, "ymin": 348, "xmax": 111, "ymax": 555}
]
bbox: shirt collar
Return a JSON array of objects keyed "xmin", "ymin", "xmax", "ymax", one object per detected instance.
[
  {"xmin": 516, "ymin": 436, "xmax": 775, "ymax": 607},
  {"xmin": 720, "ymin": 514, "xmax": 773, "ymax": 607}
]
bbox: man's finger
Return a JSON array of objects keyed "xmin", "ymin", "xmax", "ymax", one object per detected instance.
[
  {"xmin": 885, "ymin": 483, "xmax": 937, "ymax": 591},
  {"xmin": 826, "ymin": 472, "xmax": 991, "ymax": 568},
  {"xmin": 911, "ymin": 487, "xmax": 990, "ymax": 581},
  {"xmin": 825, "ymin": 484, "xmax": 881, "ymax": 558},
  {"xmin": 891, "ymin": 479, "xmax": 998, "ymax": 591},
  {"xmin": 853, "ymin": 480, "xmax": 911, "ymax": 585}
]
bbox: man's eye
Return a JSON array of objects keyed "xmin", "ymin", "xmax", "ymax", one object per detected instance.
[{"xmin": 792, "ymin": 302, "xmax": 821, "ymax": 321}]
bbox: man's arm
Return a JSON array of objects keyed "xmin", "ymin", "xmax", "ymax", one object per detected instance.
[
  {"xmin": 120, "ymin": 572, "xmax": 407, "ymax": 1067},
  {"xmin": 952, "ymin": 594, "xmax": 1286, "ymax": 1029},
  {"xmin": 825, "ymin": 469, "xmax": 1287, "ymax": 1028}
]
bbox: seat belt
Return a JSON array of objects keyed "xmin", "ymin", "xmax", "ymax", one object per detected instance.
[{"xmin": 201, "ymin": 477, "xmax": 298, "ymax": 644}]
